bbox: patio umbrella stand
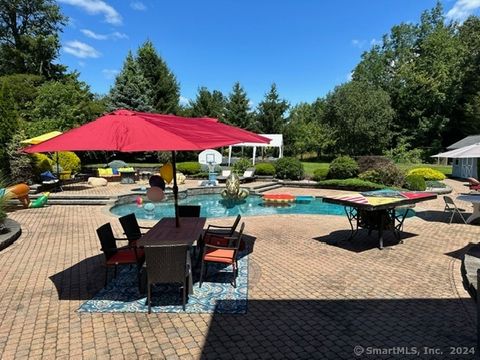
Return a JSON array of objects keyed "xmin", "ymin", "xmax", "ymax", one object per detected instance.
[{"xmin": 24, "ymin": 109, "xmax": 270, "ymax": 226}]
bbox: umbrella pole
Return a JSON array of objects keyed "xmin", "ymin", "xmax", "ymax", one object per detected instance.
[{"xmin": 172, "ymin": 151, "xmax": 179, "ymax": 227}]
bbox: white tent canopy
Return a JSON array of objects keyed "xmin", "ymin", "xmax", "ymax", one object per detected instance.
[
  {"xmin": 432, "ymin": 143, "xmax": 480, "ymax": 158},
  {"xmin": 227, "ymin": 134, "xmax": 283, "ymax": 166}
]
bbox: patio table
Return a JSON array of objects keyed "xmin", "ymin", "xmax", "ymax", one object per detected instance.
[
  {"xmin": 137, "ymin": 217, "xmax": 207, "ymax": 294},
  {"xmin": 322, "ymin": 191, "xmax": 436, "ymax": 249},
  {"xmin": 456, "ymin": 194, "xmax": 480, "ymax": 224}
]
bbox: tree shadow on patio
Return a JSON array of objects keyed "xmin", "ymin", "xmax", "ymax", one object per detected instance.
[
  {"xmin": 313, "ymin": 230, "xmax": 418, "ymax": 252},
  {"xmin": 201, "ymin": 298, "xmax": 476, "ymax": 359}
]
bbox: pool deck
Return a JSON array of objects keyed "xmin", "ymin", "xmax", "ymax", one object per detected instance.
[{"xmin": 0, "ymin": 178, "xmax": 478, "ymax": 359}]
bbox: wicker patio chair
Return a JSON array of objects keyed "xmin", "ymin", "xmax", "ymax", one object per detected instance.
[
  {"xmin": 443, "ymin": 196, "xmax": 467, "ymax": 224},
  {"xmin": 197, "ymin": 215, "xmax": 242, "ymax": 259},
  {"xmin": 119, "ymin": 213, "xmax": 152, "ymax": 246},
  {"xmin": 144, "ymin": 244, "xmax": 191, "ymax": 312},
  {"xmin": 178, "ymin": 205, "xmax": 201, "ymax": 217},
  {"xmin": 199, "ymin": 222, "xmax": 245, "ymax": 288},
  {"xmin": 96, "ymin": 223, "xmax": 145, "ymax": 286}
]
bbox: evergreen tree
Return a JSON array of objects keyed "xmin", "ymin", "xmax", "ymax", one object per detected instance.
[
  {"xmin": 223, "ymin": 82, "xmax": 252, "ymax": 129},
  {"xmin": 189, "ymin": 87, "xmax": 226, "ymax": 118},
  {"xmin": 0, "ymin": 82, "xmax": 17, "ymax": 175},
  {"xmin": 136, "ymin": 40, "xmax": 179, "ymax": 114},
  {"xmin": 107, "ymin": 52, "xmax": 153, "ymax": 112},
  {"xmin": 255, "ymin": 84, "xmax": 289, "ymax": 134},
  {"xmin": 0, "ymin": 0, "xmax": 67, "ymax": 79},
  {"xmin": 6, "ymin": 130, "xmax": 33, "ymax": 183}
]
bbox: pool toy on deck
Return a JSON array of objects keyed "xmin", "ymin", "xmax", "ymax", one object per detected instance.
[
  {"xmin": 4, "ymin": 183, "xmax": 31, "ymax": 208},
  {"xmin": 262, "ymin": 194, "xmax": 296, "ymax": 205},
  {"xmin": 29, "ymin": 192, "xmax": 50, "ymax": 208}
]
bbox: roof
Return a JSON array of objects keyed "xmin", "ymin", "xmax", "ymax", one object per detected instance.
[
  {"xmin": 447, "ymin": 135, "xmax": 480, "ymax": 149},
  {"xmin": 229, "ymin": 134, "xmax": 283, "ymax": 148}
]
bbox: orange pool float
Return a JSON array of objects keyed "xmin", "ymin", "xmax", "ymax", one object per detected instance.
[
  {"xmin": 262, "ymin": 193, "xmax": 296, "ymax": 204},
  {"xmin": 6, "ymin": 183, "xmax": 30, "ymax": 208}
]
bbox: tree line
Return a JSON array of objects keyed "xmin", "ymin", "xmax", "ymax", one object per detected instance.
[{"xmin": 1, "ymin": 1, "xmax": 480, "ymax": 177}]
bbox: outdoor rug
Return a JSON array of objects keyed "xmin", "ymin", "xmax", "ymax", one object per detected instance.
[{"xmin": 78, "ymin": 250, "xmax": 248, "ymax": 314}]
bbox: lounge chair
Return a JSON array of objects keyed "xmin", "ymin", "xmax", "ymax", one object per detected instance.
[
  {"xmin": 466, "ymin": 177, "xmax": 480, "ymax": 190},
  {"xmin": 217, "ymin": 169, "xmax": 232, "ymax": 182},
  {"xmin": 239, "ymin": 168, "xmax": 256, "ymax": 183}
]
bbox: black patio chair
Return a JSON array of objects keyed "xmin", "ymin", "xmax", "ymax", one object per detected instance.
[
  {"xmin": 144, "ymin": 244, "xmax": 191, "ymax": 313},
  {"xmin": 199, "ymin": 222, "xmax": 245, "ymax": 288},
  {"xmin": 119, "ymin": 213, "xmax": 152, "ymax": 246},
  {"xmin": 178, "ymin": 205, "xmax": 201, "ymax": 217},
  {"xmin": 96, "ymin": 223, "xmax": 145, "ymax": 286}
]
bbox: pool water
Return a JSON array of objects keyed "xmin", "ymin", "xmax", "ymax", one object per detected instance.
[{"xmin": 110, "ymin": 193, "xmax": 415, "ymax": 220}]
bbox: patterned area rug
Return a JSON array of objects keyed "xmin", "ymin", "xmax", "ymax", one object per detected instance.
[{"xmin": 78, "ymin": 250, "xmax": 248, "ymax": 314}]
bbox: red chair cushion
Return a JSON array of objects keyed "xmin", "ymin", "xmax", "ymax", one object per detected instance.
[
  {"xmin": 106, "ymin": 248, "xmax": 143, "ymax": 265},
  {"xmin": 204, "ymin": 248, "xmax": 235, "ymax": 264}
]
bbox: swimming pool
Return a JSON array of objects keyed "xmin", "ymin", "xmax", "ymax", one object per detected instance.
[{"xmin": 110, "ymin": 193, "xmax": 414, "ymax": 220}]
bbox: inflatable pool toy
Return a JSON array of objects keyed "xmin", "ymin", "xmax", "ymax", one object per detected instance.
[
  {"xmin": 160, "ymin": 163, "xmax": 174, "ymax": 184},
  {"xmin": 262, "ymin": 194, "xmax": 296, "ymax": 204},
  {"xmin": 146, "ymin": 187, "xmax": 165, "ymax": 202},
  {"xmin": 149, "ymin": 175, "xmax": 166, "ymax": 190},
  {"xmin": 221, "ymin": 173, "xmax": 249, "ymax": 201},
  {"xmin": 135, "ymin": 196, "xmax": 143, "ymax": 207},
  {"xmin": 296, "ymin": 196, "xmax": 314, "ymax": 204},
  {"xmin": 143, "ymin": 202, "xmax": 155, "ymax": 219},
  {"xmin": 5, "ymin": 183, "xmax": 30, "ymax": 208},
  {"xmin": 29, "ymin": 192, "xmax": 49, "ymax": 208}
]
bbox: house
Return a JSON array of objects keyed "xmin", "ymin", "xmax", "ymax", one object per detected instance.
[{"xmin": 445, "ymin": 135, "xmax": 480, "ymax": 179}]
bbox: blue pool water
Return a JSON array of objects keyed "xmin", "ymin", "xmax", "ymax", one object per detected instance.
[{"xmin": 110, "ymin": 194, "xmax": 350, "ymax": 220}]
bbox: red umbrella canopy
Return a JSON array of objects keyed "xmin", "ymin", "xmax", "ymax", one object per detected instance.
[{"xmin": 24, "ymin": 110, "xmax": 270, "ymax": 153}]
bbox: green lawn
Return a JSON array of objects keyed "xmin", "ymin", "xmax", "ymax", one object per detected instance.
[{"xmin": 302, "ymin": 161, "xmax": 452, "ymax": 177}]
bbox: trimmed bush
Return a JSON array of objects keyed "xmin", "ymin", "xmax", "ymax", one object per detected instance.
[
  {"xmin": 426, "ymin": 180, "xmax": 447, "ymax": 189},
  {"xmin": 404, "ymin": 174, "xmax": 426, "ymax": 191},
  {"xmin": 318, "ymin": 179, "xmax": 386, "ymax": 191},
  {"xmin": 53, "ymin": 151, "xmax": 81, "ymax": 173},
  {"xmin": 233, "ymin": 158, "xmax": 252, "ymax": 174},
  {"xmin": 357, "ymin": 156, "xmax": 394, "ymax": 173},
  {"xmin": 312, "ymin": 168, "xmax": 329, "ymax": 181},
  {"xmin": 31, "ymin": 153, "xmax": 53, "ymax": 176},
  {"xmin": 176, "ymin": 162, "xmax": 201, "ymax": 175},
  {"xmin": 327, "ymin": 156, "xmax": 359, "ymax": 180},
  {"xmin": 358, "ymin": 163, "xmax": 405, "ymax": 187},
  {"xmin": 274, "ymin": 157, "xmax": 305, "ymax": 180},
  {"xmin": 407, "ymin": 167, "xmax": 446, "ymax": 181},
  {"xmin": 255, "ymin": 162, "xmax": 275, "ymax": 176}
]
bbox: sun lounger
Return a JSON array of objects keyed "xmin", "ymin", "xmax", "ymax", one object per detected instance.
[{"xmin": 239, "ymin": 168, "xmax": 256, "ymax": 183}]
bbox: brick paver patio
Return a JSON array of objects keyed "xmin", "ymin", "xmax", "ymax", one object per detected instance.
[{"xmin": 0, "ymin": 179, "xmax": 478, "ymax": 359}]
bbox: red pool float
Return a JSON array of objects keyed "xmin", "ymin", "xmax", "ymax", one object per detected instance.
[{"xmin": 262, "ymin": 194, "xmax": 296, "ymax": 204}]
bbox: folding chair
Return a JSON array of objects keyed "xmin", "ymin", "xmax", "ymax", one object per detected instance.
[{"xmin": 443, "ymin": 196, "xmax": 467, "ymax": 224}]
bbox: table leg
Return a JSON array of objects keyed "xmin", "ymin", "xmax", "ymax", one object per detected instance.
[
  {"xmin": 467, "ymin": 203, "xmax": 480, "ymax": 224},
  {"xmin": 344, "ymin": 207, "xmax": 359, "ymax": 241},
  {"xmin": 378, "ymin": 213, "xmax": 384, "ymax": 250}
]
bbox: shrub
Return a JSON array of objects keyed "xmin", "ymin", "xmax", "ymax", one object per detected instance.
[
  {"xmin": 312, "ymin": 168, "xmax": 329, "ymax": 181},
  {"xmin": 407, "ymin": 167, "xmax": 446, "ymax": 181},
  {"xmin": 274, "ymin": 157, "xmax": 305, "ymax": 180},
  {"xmin": 426, "ymin": 180, "xmax": 447, "ymax": 189},
  {"xmin": 357, "ymin": 156, "xmax": 394, "ymax": 173},
  {"xmin": 317, "ymin": 179, "xmax": 386, "ymax": 191},
  {"xmin": 327, "ymin": 156, "xmax": 359, "ymax": 179},
  {"xmin": 404, "ymin": 174, "xmax": 426, "ymax": 191},
  {"xmin": 0, "ymin": 175, "xmax": 7, "ymax": 223},
  {"xmin": 176, "ymin": 162, "xmax": 201, "ymax": 175},
  {"xmin": 31, "ymin": 153, "xmax": 53, "ymax": 176},
  {"xmin": 53, "ymin": 151, "xmax": 81, "ymax": 173},
  {"xmin": 6, "ymin": 131, "xmax": 34, "ymax": 184},
  {"xmin": 255, "ymin": 162, "xmax": 275, "ymax": 176},
  {"xmin": 359, "ymin": 163, "xmax": 405, "ymax": 187},
  {"xmin": 233, "ymin": 158, "xmax": 252, "ymax": 174}
]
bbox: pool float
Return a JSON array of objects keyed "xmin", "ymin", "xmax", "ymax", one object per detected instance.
[
  {"xmin": 146, "ymin": 187, "xmax": 165, "ymax": 202},
  {"xmin": 159, "ymin": 163, "xmax": 173, "ymax": 184},
  {"xmin": 262, "ymin": 194, "xmax": 296, "ymax": 205},
  {"xmin": 135, "ymin": 196, "xmax": 143, "ymax": 207},
  {"xmin": 29, "ymin": 192, "xmax": 49, "ymax": 208},
  {"xmin": 149, "ymin": 175, "xmax": 166, "ymax": 190},
  {"xmin": 296, "ymin": 195, "xmax": 315, "ymax": 204},
  {"xmin": 221, "ymin": 173, "xmax": 249, "ymax": 201},
  {"xmin": 4, "ymin": 183, "xmax": 30, "ymax": 208}
]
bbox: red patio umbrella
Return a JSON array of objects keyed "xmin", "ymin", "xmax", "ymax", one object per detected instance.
[{"xmin": 24, "ymin": 109, "xmax": 270, "ymax": 226}]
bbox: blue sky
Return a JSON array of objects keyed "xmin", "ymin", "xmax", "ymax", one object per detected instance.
[{"xmin": 57, "ymin": 0, "xmax": 480, "ymax": 107}]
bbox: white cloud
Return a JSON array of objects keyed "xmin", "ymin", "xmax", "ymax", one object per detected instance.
[
  {"xmin": 446, "ymin": 0, "xmax": 480, "ymax": 21},
  {"xmin": 179, "ymin": 96, "xmax": 190, "ymax": 106},
  {"xmin": 346, "ymin": 71, "xmax": 353, "ymax": 81},
  {"xmin": 78, "ymin": 61, "xmax": 86, "ymax": 67},
  {"xmin": 102, "ymin": 69, "xmax": 119, "ymax": 79},
  {"xmin": 58, "ymin": 0, "xmax": 122, "ymax": 25},
  {"xmin": 81, "ymin": 29, "xmax": 128, "ymax": 40},
  {"xmin": 370, "ymin": 38, "xmax": 382, "ymax": 46},
  {"xmin": 130, "ymin": 1, "xmax": 147, "ymax": 11},
  {"xmin": 351, "ymin": 39, "xmax": 366, "ymax": 48},
  {"xmin": 64, "ymin": 41, "xmax": 101, "ymax": 58}
]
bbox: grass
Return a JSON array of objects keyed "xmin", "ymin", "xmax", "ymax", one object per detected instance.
[{"xmin": 301, "ymin": 162, "xmax": 330, "ymax": 177}]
